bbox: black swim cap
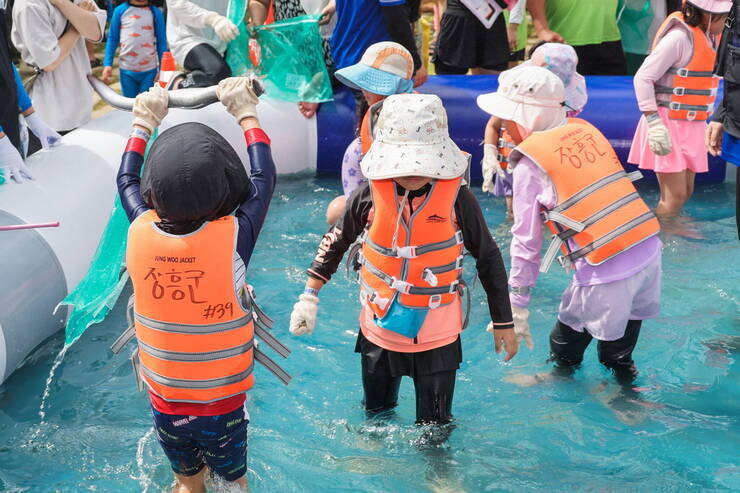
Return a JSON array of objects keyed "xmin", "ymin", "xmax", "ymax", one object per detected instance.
[{"xmin": 141, "ymin": 122, "xmax": 251, "ymax": 233}]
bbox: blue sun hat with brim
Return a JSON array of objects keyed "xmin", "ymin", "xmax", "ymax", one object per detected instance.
[{"xmin": 335, "ymin": 42, "xmax": 414, "ymax": 96}]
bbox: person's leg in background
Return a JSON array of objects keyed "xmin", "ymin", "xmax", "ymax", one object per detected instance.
[
  {"xmin": 655, "ymin": 171, "xmax": 691, "ymax": 217},
  {"xmin": 549, "ymin": 320, "xmax": 593, "ymax": 377},
  {"xmin": 119, "ymin": 69, "xmax": 141, "ymax": 98},
  {"xmin": 180, "ymin": 43, "xmax": 231, "ymax": 89},
  {"xmin": 138, "ymin": 68, "xmax": 159, "ymax": 94},
  {"xmin": 433, "ymin": 9, "xmax": 474, "ymax": 75},
  {"xmin": 597, "ymin": 319, "xmax": 642, "ymax": 386},
  {"xmin": 472, "ymin": 12, "xmax": 508, "ymax": 75}
]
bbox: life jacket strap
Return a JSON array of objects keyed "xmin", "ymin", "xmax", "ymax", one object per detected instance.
[
  {"xmin": 565, "ymin": 211, "xmax": 657, "ymax": 263},
  {"xmin": 360, "ymin": 254, "xmax": 460, "ymax": 295},
  {"xmin": 540, "ymin": 235, "xmax": 564, "ymax": 273},
  {"xmin": 137, "ymin": 339, "xmax": 254, "ymax": 362},
  {"xmin": 111, "ymin": 326, "xmax": 136, "ymax": 354},
  {"xmin": 497, "ymin": 154, "xmax": 509, "ymax": 164},
  {"xmin": 667, "ymin": 67, "xmax": 715, "ymax": 78},
  {"xmin": 654, "ymin": 85, "xmax": 718, "ymax": 97},
  {"xmin": 542, "ymin": 210, "xmax": 586, "ymax": 232},
  {"xmin": 140, "ymin": 360, "xmax": 255, "ymax": 390},
  {"xmin": 557, "ymin": 192, "xmax": 642, "ymax": 241},
  {"xmin": 134, "ymin": 312, "xmax": 252, "ymax": 334},
  {"xmin": 363, "ymin": 230, "xmax": 463, "ymax": 259},
  {"xmin": 497, "ymin": 138, "xmax": 516, "ymax": 149},
  {"xmin": 131, "ymin": 349, "xmax": 144, "ymax": 392},
  {"xmin": 422, "ymin": 255, "xmax": 465, "ymax": 287},
  {"xmin": 552, "ymin": 170, "xmax": 631, "ymax": 214},
  {"xmin": 254, "ymin": 347, "xmax": 291, "ymax": 385}
]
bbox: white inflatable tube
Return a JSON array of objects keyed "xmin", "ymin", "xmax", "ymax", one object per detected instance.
[{"xmin": 0, "ymin": 90, "xmax": 316, "ymax": 384}]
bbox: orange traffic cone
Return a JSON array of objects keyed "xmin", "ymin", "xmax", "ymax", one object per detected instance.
[{"xmin": 157, "ymin": 51, "xmax": 177, "ymax": 88}]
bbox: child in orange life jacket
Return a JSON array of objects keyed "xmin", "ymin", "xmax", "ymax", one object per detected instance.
[
  {"xmin": 115, "ymin": 78, "xmax": 280, "ymax": 493},
  {"xmin": 480, "ymin": 42, "xmax": 587, "ymax": 218},
  {"xmin": 290, "ymin": 94, "xmax": 517, "ymax": 425},
  {"xmin": 325, "ymin": 41, "xmax": 415, "ymax": 225},
  {"xmin": 478, "ymin": 67, "xmax": 662, "ymax": 386},
  {"xmin": 628, "ymin": 0, "xmax": 730, "ymax": 218}
]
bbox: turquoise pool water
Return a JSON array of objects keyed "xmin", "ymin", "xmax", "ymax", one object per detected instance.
[{"xmin": 0, "ymin": 177, "xmax": 738, "ymax": 492}]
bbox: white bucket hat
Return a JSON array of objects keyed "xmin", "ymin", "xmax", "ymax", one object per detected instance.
[
  {"xmin": 476, "ymin": 66, "xmax": 567, "ymax": 132},
  {"xmin": 361, "ymin": 94, "xmax": 468, "ymax": 180}
]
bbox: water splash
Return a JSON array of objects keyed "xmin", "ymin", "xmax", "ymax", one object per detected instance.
[
  {"xmin": 38, "ymin": 343, "xmax": 70, "ymax": 422},
  {"xmin": 135, "ymin": 428, "xmax": 155, "ymax": 493}
]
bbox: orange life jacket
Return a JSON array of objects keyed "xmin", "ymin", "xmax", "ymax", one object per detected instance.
[
  {"xmin": 497, "ymin": 129, "xmax": 516, "ymax": 170},
  {"xmin": 652, "ymin": 11, "xmax": 719, "ymax": 121},
  {"xmin": 514, "ymin": 119, "xmax": 660, "ymax": 271},
  {"xmin": 358, "ymin": 178, "xmax": 465, "ymax": 320},
  {"xmin": 124, "ymin": 210, "xmax": 290, "ymax": 403}
]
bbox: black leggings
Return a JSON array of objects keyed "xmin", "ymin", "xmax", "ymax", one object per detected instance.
[
  {"xmin": 180, "ymin": 43, "xmax": 231, "ymax": 89},
  {"xmin": 361, "ymin": 353, "xmax": 456, "ymax": 425},
  {"xmin": 549, "ymin": 319, "xmax": 642, "ymax": 385}
]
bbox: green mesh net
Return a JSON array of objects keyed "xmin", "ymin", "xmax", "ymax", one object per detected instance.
[
  {"xmin": 226, "ymin": 3, "xmax": 333, "ymax": 103},
  {"xmin": 61, "ymin": 131, "xmax": 158, "ymax": 345},
  {"xmin": 618, "ymin": 0, "xmax": 654, "ymax": 55}
]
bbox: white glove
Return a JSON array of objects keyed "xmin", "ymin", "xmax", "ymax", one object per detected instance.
[
  {"xmin": 206, "ymin": 12, "xmax": 239, "ymax": 43},
  {"xmin": 481, "ymin": 143, "xmax": 503, "ymax": 194},
  {"xmin": 217, "ymin": 77, "xmax": 260, "ymax": 123},
  {"xmin": 646, "ymin": 113, "xmax": 672, "ymax": 156},
  {"xmin": 0, "ymin": 135, "xmax": 34, "ymax": 183},
  {"xmin": 24, "ymin": 112, "xmax": 62, "ymax": 149},
  {"xmin": 289, "ymin": 293, "xmax": 319, "ymax": 335},
  {"xmin": 132, "ymin": 86, "xmax": 169, "ymax": 134},
  {"xmin": 512, "ymin": 306, "xmax": 533, "ymax": 350}
]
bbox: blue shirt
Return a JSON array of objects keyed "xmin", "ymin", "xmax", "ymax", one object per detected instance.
[{"xmin": 330, "ymin": 0, "xmax": 405, "ymax": 70}]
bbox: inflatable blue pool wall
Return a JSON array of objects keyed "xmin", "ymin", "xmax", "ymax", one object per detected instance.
[{"xmin": 316, "ymin": 75, "xmax": 726, "ymax": 184}]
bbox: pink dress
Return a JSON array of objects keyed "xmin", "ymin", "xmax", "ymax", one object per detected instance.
[{"xmin": 628, "ymin": 24, "xmax": 712, "ymax": 173}]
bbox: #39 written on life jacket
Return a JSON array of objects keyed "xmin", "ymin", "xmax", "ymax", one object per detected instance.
[{"xmin": 459, "ymin": 0, "xmax": 509, "ymax": 29}]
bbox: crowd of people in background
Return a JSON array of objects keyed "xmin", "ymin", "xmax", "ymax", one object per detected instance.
[{"xmin": 0, "ymin": 0, "xmax": 737, "ymax": 219}]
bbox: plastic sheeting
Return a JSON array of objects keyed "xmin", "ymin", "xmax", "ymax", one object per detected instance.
[
  {"xmin": 226, "ymin": 0, "xmax": 332, "ymax": 103},
  {"xmin": 59, "ymin": 132, "xmax": 157, "ymax": 345}
]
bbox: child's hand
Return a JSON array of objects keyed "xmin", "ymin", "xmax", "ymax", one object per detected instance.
[
  {"xmin": 132, "ymin": 86, "xmax": 169, "ymax": 133},
  {"xmin": 487, "ymin": 325, "xmax": 519, "ymax": 362},
  {"xmin": 507, "ymin": 23, "xmax": 519, "ymax": 52},
  {"xmin": 78, "ymin": 0, "xmax": 97, "ymax": 12},
  {"xmin": 217, "ymin": 77, "xmax": 260, "ymax": 123},
  {"xmin": 101, "ymin": 66, "xmax": 113, "ymax": 84},
  {"xmin": 481, "ymin": 143, "xmax": 502, "ymax": 193}
]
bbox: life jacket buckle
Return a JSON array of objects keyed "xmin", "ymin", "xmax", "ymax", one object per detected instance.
[
  {"xmin": 669, "ymin": 101, "xmax": 681, "ymax": 111},
  {"xmin": 455, "ymin": 255, "xmax": 465, "ymax": 270},
  {"xmin": 447, "ymin": 280, "xmax": 460, "ymax": 294},
  {"xmin": 422, "ymin": 268, "xmax": 439, "ymax": 287},
  {"xmin": 395, "ymin": 246, "xmax": 418, "ymax": 258},
  {"xmin": 672, "ymin": 86, "xmax": 686, "ymax": 96},
  {"xmin": 390, "ymin": 277, "xmax": 413, "ymax": 294},
  {"xmin": 372, "ymin": 293, "xmax": 391, "ymax": 310},
  {"xmin": 454, "ymin": 230, "xmax": 464, "ymax": 245},
  {"xmin": 686, "ymin": 110, "xmax": 697, "ymax": 121},
  {"xmin": 676, "ymin": 67, "xmax": 689, "ymax": 77},
  {"xmin": 557, "ymin": 255, "xmax": 574, "ymax": 272},
  {"xmin": 428, "ymin": 294, "xmax": 442, "ymax": 309}
]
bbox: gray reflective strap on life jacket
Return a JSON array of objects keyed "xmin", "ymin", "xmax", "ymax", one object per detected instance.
[
  {"xmin": 497, "ymin": 138, "xmax": 516, "ymax": 149},
  {"xmin": 360, "ymin": 254, "xmax": 459, "ymax": 295},
  {"xmin": 540, "ymin": 235, "xmax": 565, "ymax": 273},
  {"xmin": 111, "ymin": 295, "xmax": 136, "ymax": 354},
  {"xmin": 497, "ymin": 154, "xmax": 509, "ymax": 164},
  {"xmin": 241, "ymin": 287, "xmax": 274, "ymax": 330},
  {"xmin": 542, "ymin": 210, "xmax": 586, "ymax": 232},
  {"xmin": 510, "ymin": 285, "xmax": 530, "ymax": 296},
  {"xmin": 657, "ymin": 101, "xmax": 715, "ymax": 114},
  {"xmin": 138, "ymin": 339, "xmax": 254, "ymax": 362},
  {"xmin": 654, "ymin": 85, "xmax": 717, "ymax": 96},
  {"xmin": 552, "ymin": 170, "xmax": 629, "ymax": 214},
  {"xmin": 111, "ymin": 326, "xmax": 136, "ymax": 354},
  {"xmin": 255, "ymin": 324, "xmax": 290, "ymax": 359},
  {"xmin": 459, "ymin": 280, "xmax": 471, "ymax": 331},
  {"xmin": 254, "ymin": 348, "xmax": 291, "ymax": 385},
  {"xmin": 134, "ymin": 312, "xmax": 251, "ymax": 334},
  {"xmin": 364, "ymin": 231, "xmax": 463, "ymax": 258},
  {"xmin": 131, "ymin": 349, "xmax": 143, "ymax": 392},
  {"xmin": 425, "ymin": 256, "xmax": 464, "ymax": 275},
  {"xmin": 140, "ymin": 360, "xmax": 255, "ymax": 389},
  {"xmin": 667, "ymin": 67, "xmax": 715, "ymax": 78},
  {"xmin": 345, "ymin": 242, "xmax": 363, "ymax": 280},
  {"xmin": 557, "ymin": 192, "xmax": 642, "ymax": 241},
  {"xmin": 565, "ymin": 211, "xmax": 657, "ymax": 263}
]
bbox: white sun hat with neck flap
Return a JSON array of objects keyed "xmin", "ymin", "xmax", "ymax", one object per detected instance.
[
  {"xmin": 361, "ymin": 94, "xmax": 468, "ymax": 180},
  {"xmin": 476, "ymin": 66, "xmax": 568, "ymax": 133}
]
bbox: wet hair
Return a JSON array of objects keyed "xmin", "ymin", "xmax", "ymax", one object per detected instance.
[{"xmin": 682, "ymin": 3, "xmax": 705, "ymax": 27}]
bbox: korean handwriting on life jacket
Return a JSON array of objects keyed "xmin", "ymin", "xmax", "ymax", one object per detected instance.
[
  {"xmin": 556, "ymin": 132, "xmax": 610, "ymax": 169},
  {"xmin": 144, "ymin": 267, "xmax": 206, "ymax": 303}
]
